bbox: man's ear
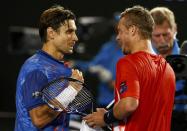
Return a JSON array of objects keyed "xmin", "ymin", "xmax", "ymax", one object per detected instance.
[
  {"xmin": 129, "ymin": 25, "xmax": 137, "ymax": 36},
  {"xmin": 46, "ymin": 27, "xmax": 55, "ymax": 41}
]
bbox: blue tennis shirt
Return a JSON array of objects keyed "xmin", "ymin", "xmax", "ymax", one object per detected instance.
[{"xmin": 15, "ymin": 50, "xmax": 72, "ymax": 131}]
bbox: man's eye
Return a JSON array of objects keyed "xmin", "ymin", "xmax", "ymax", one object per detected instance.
[
  {"xmin": 154, "ymin": 34, "xmax": 160, "ymax": 37},
  {"xmin": 162, "ymin": 33, "xmax": 169, "ymax": 37},
  {"xmin": 153, "ymin": 33, "xmax": 169, "ymax": 37},
  {"xmin": 66, "ymin": 29, "xmax": 75, "ymax": 34}
]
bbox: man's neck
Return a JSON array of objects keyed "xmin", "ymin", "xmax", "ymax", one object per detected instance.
[
  {"xmin": 131, "ymin": 39, "xmax": 153, "ymax": 54},
  {"xmin": 42, "ymin": 42, "xmax": 64, "ymax": 61}
]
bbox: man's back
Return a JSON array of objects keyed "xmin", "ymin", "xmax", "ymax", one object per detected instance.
[{"xmin": 115, "ymin": 51, "xmax": 175, "ymax": 131}]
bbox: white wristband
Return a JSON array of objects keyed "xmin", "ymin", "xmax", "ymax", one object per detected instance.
[{"xmin": 55, "ymin": 85, "xmax": 78, "ymax": 108}]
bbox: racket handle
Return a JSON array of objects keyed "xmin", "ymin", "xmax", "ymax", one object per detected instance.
[
  {"xmin": 105, "ymin": 100, "xmax": 115, "ymax": 131},
  {"xmin": 106, "ymin": 100, "xmax": 115, "ymax": 109},
  {"xmin": 72, "ymin": 111, "xmax": 87, "ymax": 116}
]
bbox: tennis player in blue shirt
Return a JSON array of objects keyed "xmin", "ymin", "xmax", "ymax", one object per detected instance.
[{"xmin": 15, "ymin": 5, "xmax": 84, "ymax": 131}]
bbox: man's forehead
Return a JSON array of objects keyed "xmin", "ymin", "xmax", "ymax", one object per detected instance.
[
  {"xmin": 153, "ymin": 24, "xmax": 171, "ymax": 33},
  {"xmin": 119, "ymin": 17, "xmax": 125, "ymax": 23},
  {"xmin": 117, "ymin": 18, "xmax": 125, "ymax": 28},
  {"xmin": 154, "ymin": 21, "xmax": 172, "ymax": 30}
]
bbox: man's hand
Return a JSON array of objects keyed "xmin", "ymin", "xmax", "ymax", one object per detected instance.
[
  {"xmin": 71, "ymin": 69, "xmax": 84, "ymax": 82},
  {"xmin": 83, "ymin": 108, "xmax": 107, "ymax": 128},
  {"xmin": 70, "ymin": 69, "xmax": 84, "ymax": 91}
]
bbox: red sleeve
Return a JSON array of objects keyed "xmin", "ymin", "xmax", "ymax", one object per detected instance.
[{"xmin": 116, "ymin": 58, "xmax": 140, "ymax": 100}]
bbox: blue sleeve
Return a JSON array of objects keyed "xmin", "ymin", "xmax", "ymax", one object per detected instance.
[{"xmin": 23, "ymin": 70, "xmax": 48, "ymax": 111}]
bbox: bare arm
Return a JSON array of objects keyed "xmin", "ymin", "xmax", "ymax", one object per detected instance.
[
  {"xmin": 28, "ymin": 68, "xmax": 84, "ymax": 129},
  {"xmin": 29, "ymin": 69, "xmax": 84, "ymax": 129},
  {"xmin": 29, "ymin": 105, "xmax": 60, "ymax": 128},
  {"xmin": 113, "ymin": 97, "xmax": 139, "ymax": 120},
  {"xmin": 83, "ymin": 97, "xmax": 139, "ymax": 127}
]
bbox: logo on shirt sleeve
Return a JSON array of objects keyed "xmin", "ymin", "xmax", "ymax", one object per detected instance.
[{"xmin": 120, "ymin": 81, "xmax": 128, "ymax": 94}]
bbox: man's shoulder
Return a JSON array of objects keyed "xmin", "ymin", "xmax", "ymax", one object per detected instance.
[
  {"xmin": 116, "ymin": 55, "xmax": 135, "ymax": 69},
  {"xmin": 19, "ymin": 53, "xmax": 47, "ymax": 75},
  {"xmin": 23, "ymin": 52, "xmax": 53, "ymax": 69},
  {"xmin": 117, "ymin": 56, "xmax": 127, "ymax": 64},
  {"xmin": 117, "ymin": 54, "xmax": 136, "ymax": 63}
]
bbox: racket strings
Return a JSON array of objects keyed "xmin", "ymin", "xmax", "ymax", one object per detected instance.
[
  {"xmin": 67, "ymin": 87, "xmax": 92, "ymax": 107},
  {"xmin": 43, "ymin": 79, "xmax": 68, "ymax": 98},
  {"xmin": 67, "ymin": 88, "xmax": 92, "ymax": 111},
  {"xmin": 42, "ymin": 78, "xmax": 93, "ymax": 113},
  {"xmin": 42, "ymin": 79, "xmax": 70, "ymax": 110}
]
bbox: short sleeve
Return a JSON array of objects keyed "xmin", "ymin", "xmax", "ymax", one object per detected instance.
[
  {"xmin": 22, "ymin": 70, "xmax": 48, "ymax": 111},
  {"xmin": 116, "ymin": 59, "xmax": 140, "ymax": 99}
]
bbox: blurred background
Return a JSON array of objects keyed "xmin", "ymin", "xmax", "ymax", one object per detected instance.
[{"xmin": 0, "ymin": 0, "xmax": 187, "ymax": 130}]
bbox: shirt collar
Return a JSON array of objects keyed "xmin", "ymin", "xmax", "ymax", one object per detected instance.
[
  {"xmin": 152, "ymin": 39, "xmax": 180, "ymax": 55},
  {"xmin": 37, "ymin": 50, "xmax": 65, "ymax": 65},
  {"xmin": 171, "ymin": 39, "xmax": 180, "ymax": 55}
]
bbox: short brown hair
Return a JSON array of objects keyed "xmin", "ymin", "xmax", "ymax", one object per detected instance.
[
  {"xmin": 39, "ymin": 5, "xmax": 76, "ymax": 42},
  {"xmin": 150, "ymin": 7, "xmax": 176, "ymax": 29},
  {"xmin": 120, "ymin": 5, "xmax": 154, "ymax": 39}
]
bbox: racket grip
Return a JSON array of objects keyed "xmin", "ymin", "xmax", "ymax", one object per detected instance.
[
  {"xmin": 106, "ymin": 100, "xmax": 115, "ymax": 109},
  {"xmin": 76, "ymin": 112, "xmax": 87, "ymax": 116}
]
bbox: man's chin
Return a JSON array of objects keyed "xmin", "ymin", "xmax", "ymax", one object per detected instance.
[
  {"xmin": 158, "ymin": 47, "xmax": 170, "ymax": 54},
  {"xmin": 67, "ymin": 50, "xmax": 74, "ymax": 54},
  {"xmin": 123, "ymin": 50, "xmax": 130, "ymax": 55}
]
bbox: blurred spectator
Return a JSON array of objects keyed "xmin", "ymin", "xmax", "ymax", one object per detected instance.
[
  {"xmin": 150, "ymin": 7, "xmax": 180, "ymax": 58},
  {"xmin": 170, "ymin": 40, "xmax": 187, "ymax": 131},
  {"xmin": 150, "ymin": 7, "xmax": 187, "ymax": 131},
  {"xmin": 180, "ymin": 40, "xmax": 187, "ymax": 55},
  {"xmin": 73, "ymin": 35, "xmax": 123, "ymax": 107}
]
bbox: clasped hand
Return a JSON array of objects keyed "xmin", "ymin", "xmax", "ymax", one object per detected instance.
[{"xmin": 83, "ymin": 108, "xmax": 107, "ymax": 128}]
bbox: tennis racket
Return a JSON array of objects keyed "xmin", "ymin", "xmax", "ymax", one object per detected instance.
[{"xmin": 32, "ymin": 77, "xmax": 93, "ymax": 116}]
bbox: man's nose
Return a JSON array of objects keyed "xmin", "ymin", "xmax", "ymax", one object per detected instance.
[
  {"xmin": 158, "ymin": 35, "xmax": 165, "ymax": 43},
  {"xmin": 74, "ymin": 34, "xmax": 78, "ymax": 42}
]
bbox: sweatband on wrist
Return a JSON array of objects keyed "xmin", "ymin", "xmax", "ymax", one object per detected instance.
[
  {"xmin": 55, "ymin": 85, "xmax": 78, "ymax": 108},
  {"xmin": 104, "ymin": 108, "xmax": 119, "ymax": 124}
]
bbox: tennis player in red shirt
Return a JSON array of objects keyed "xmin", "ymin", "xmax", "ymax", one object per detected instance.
[{"xmin": 84, "ymin": 5, "xmax": 175, "ymax": 131}]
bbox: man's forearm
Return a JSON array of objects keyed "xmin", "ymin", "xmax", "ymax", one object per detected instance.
[
  {"xmin": 113, "ymin": 97, "xmax": 138, "ymax": 120},
  {"xmin": 104, "ymin": 97, "xmax": 138, "ymax": 124},
  {"xmin": 30, "ymin": 105, "xmax": 61, "ymax": 128}
]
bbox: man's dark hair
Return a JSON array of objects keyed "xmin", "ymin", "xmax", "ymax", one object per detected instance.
[
  {"xmin": 39, "ymin": 5, "xmax": 76, "ymax": 42},
  {"xmin": 120, "ymin": 5, "xmax": 154, "ymax": 39}
]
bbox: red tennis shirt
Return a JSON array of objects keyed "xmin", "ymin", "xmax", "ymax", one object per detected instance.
[{"xmin": 114, "ymin": 51, "xmax": 175, "ymax": 131}]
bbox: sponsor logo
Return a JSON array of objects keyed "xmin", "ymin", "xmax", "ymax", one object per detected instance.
[{"xmin": 119, "ymin": 81, "xmax": 127, "ymax": 94}]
